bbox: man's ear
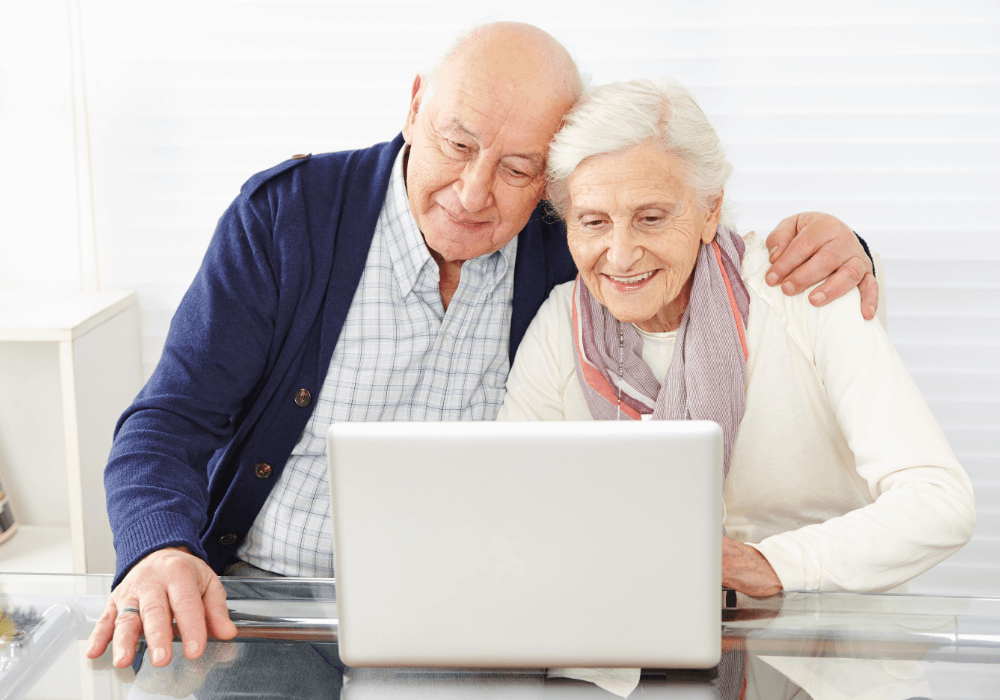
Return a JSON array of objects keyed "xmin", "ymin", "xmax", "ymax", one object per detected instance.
[{"xmin": 402, "ymin": 74, "xmax": 424, "ymax": 143}]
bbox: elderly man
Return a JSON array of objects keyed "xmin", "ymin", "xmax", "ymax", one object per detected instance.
[{"xmin": 87, "ymin": 22, "xmax": 878, "ymax": 670}]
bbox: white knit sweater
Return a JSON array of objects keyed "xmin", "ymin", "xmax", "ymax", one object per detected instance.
[{"xmin": 498, "ymin": 232, "xmax": 975, "ymax": 593}]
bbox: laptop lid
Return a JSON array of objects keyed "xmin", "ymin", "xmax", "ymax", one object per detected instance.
[{"xmin": 327, "ymin": 420, "xmax": 723, "ymax": 669}]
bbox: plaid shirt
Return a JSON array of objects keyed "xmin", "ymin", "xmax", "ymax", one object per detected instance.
[{"xmin": 238, "ymin": 149, "xmax": 517, "ymax": 576}]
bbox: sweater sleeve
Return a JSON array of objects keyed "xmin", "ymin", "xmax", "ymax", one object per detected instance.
[
  {"xmin": 105, "ymin": 191, "xmax": 280, "ymax": 585},
  {"xmin": 749, "ymin": 284, "xmax": 976, "ymax": 592}
]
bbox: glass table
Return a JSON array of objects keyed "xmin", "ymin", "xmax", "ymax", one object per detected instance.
[{"xmin": 1, "ymin": 573, "xmax": 998, "ymax": 699}]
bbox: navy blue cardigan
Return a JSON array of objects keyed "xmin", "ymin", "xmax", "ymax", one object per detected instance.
[{"xmin": 105, "ymin": 135, "xmax": 577, "ymax": 585}]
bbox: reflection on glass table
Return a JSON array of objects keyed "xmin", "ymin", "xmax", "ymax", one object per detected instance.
[{"xmin": 1, "ymin": 573, "xmax": 999, "ymax": 699}]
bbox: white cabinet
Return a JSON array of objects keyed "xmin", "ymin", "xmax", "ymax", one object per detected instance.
[{"xmin": 0, "ymin": 290, "xmax": 142, "ymax": 574}]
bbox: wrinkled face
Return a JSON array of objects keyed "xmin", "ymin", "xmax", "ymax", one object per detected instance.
[
  {"xmin": 566, "ymin": 145, "xmax": 721, "ymax": 333},
  {"xmin": 401, "ymin": 70, "xmax": 572, "ymax": 263}
]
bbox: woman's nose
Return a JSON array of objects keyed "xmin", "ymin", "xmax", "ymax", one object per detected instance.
[{"xmin": 605, "ymin": 225, "xmax": 642, "ymax": 272}]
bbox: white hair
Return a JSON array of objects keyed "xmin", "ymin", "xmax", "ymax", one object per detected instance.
[{"xmin": 546, "ymin": 78, "xmax": 734, "ymax": 230}]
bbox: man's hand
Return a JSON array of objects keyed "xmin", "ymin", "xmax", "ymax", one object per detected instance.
[
  {"xmin": 722, "ymin": 537, "xmax": 782, "ymax": 598},
  {"xmin": 86, "ymin": 546, "xmax": 238, "ymax": 668},
  {"xmin": 765, "ymin": 212, "xmax": 878, "ymax": 320}
]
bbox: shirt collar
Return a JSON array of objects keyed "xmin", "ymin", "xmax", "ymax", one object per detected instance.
[{"xmin": 381, "ymin": 147, "xmax": 516, "ymax": 298}]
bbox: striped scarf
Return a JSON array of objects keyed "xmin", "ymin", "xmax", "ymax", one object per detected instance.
[{"xmin": 571, "ymin": 226, "xmax": 749, "ymax": 479}]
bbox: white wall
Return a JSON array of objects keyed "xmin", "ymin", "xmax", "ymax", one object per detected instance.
[
  {"xmin": 0, "ymin": 1, "xmax": 81, "ymax": 290},
  {"xmin": 0, "ymin": 0, "xmax": 997, "ymax": 594}
]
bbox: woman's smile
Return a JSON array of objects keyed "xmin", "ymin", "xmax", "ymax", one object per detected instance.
[{"xmin": 603, "ymin": 269, "xmax": 659, "ymax": 290}]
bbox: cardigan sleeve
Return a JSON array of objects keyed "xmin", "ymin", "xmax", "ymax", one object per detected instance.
[
  {"xmin": 104, "ymin": 190, "xmax": 281, "ymax": 584},
  {"xmin": 748, "ymin": 285, "xmax": 976, "ymax": 592}
]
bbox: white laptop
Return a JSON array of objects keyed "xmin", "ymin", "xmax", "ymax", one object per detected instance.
[{"xmin": 326, "ymin": 420, "xmax": 723, "ymax": 669}]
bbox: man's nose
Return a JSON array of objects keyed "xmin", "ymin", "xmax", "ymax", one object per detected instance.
[
  {"xmin": 606, "ymin": 224, "xmax": 642, "ymax": 272},
  {"xmin": 456, "ymin": 158, "xmax": 494, "ymax": 213}
]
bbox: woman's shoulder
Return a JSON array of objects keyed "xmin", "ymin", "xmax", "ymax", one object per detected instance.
[
  {"xmin": 739, "ymin": 230, "xmax": 872, "ymax": 366},
  {"xmin": 500, "ymin": 278, "xmax": 580, "ymax": 421},
  {"xmin": 537, "ymin": 278, "xmax": 577, "ymax": 324},
  {"xmin": 740, "ymin": 230, "xmax": 787, "ymax": 303},
  {"xmin": 517, "ymin": 279, "xmax": 579, "ymax": 367},
  {"xmin": 742, "ymin": 231, "xmax": 859, "ymax": 316}
]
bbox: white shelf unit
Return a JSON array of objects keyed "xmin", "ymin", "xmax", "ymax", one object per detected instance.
[
  {"xmin": 0, "ymin": 524, "xmax": 74, "ymax": 573},
  {"xmin": 0, "ymin": 289, "xmax": 142, "ymax": 574}
]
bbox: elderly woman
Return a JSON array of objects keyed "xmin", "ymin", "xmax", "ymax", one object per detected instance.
[{"xmin": 498, "ymin": 79, "xmax": 975, "ymax": 598}]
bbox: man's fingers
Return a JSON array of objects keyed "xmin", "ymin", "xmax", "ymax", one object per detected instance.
[
  {"xmin": 764, "ymin": 215, "xmax": 799, "ymax": 265},
  {"xmin": 858, "ymin": 271, "xmax": 879, "ymax": 320},
  {"xmin": 86, "ymin": 599, "xmax": 119, "ymax": 659},
  {"xmin": 110, "ymin": 600, "xmax": 146, "ymax": 668},
  {"xmin": 797, "ymin": 255, "xmax": 867, "ymax": 307},
  {"xmin": 778, "ymin": 244, "xmax": 860, "ymax": 299},
  {"xmin": 167, "ymin": 573, "xmax": 210, "ymax": 660},
  {"xmin": 134, "ymin": 594, "xmax": 175, "ymax": 668},
  {"xmin": 203, "ymin": 576, "xmax": 238, "ymax": 641},
  {"xmin": 765, "ymin": 219, "xmax": 832, "ymax": 288}
]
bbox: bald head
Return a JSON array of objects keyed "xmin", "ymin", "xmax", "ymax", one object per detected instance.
[
  {"xmin": 425, "ymin": 22, "xmax": 582, "ymax": 107},
  {"xmin": 401, "ymin": 22, "xmax": 581, "ymax": 265}
]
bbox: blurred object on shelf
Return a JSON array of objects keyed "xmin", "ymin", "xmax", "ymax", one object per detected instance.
[
  {"xmin": 0, "ymin": 473, "xmax": 17, "ymax": 546},
  {"xmin": 0, "ymin": 611, "xmax": 13, "ymax": 643}
]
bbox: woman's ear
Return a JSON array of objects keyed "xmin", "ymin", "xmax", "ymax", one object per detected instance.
[{"xmin": 701, "ymin": 192, "xmax": 724, "ymax": 244}]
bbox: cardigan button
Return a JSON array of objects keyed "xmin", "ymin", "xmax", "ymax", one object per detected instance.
[
  {"xmin": 291, "ymin": 153, "xmax": 309, "ymax": 160},
  {"xmin": 219, "ymin": 533, "xmax": 238, "ymax": 546},
  {"xmin": 254, "ymin": 462, "xmax": 273, "ymax": 479},
  {"xmin": 294, "ymin": 388, "xmax": 312, "ymax": 407}
]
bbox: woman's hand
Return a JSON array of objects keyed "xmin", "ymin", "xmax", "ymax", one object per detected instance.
[{"xmin": 722, "ymin": 537, "xmax": 783, "ymax": 597}]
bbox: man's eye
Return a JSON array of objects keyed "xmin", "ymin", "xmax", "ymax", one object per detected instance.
[
  {"xmin": 447, "ymin": 139, "xmax": 470, "ymax": 153},
  {"xmin": 498, "ymin": 164, "xmax": 536, "ymax": 187},
  {"xmin": 504, "ymin": 165, "xmax": 531, "ymax": 181}
]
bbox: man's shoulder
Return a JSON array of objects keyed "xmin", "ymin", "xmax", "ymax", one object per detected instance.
[
  {"xmin": 239, "ymin": 137, "xmax": 405, "ymax": 201},
  {"xmin": 524, "ymin": 202, "xmax": 567, "ymax": 237},
  {"xmin": 519, "ymin": 204, "xmax": 575, "ymax": 281},
  {"xmin": 239, "ymin": 153, "xmax": 314, "ymax": 199}
]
